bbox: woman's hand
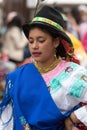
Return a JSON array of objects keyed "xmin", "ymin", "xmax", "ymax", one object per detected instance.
[
  {"xmin": 64, "ymin": 117, "xmax": 74, "ymax": 130},
  {"xmin": 70, "ymin": 112, "xmax": 80, "ymax": 124},
  {"xmin": 65, "ymin": 111, "xmax": 87, "ymax": 130},
  {"xmin": 64, "ymin": 117, "xmax": 79, "ymax": 130},
  {"xmin": 72, "ymin": 127, "xmax": 79, "ymax": 130},
  {"xmin": 64, "ymin": 112, "xmax": 80, "ymax": 130}
]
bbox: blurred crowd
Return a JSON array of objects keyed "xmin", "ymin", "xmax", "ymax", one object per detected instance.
[
  {"xmin": 0, "ymin": 11, "xmax": 31, "ymax": 100},
  {"xmin": 55, "ymin": 4, "xmax": 87, "ymax": 67},
  {"xmin": 0, "ymin": 4, "xmax": 87, "ymax": 100}
]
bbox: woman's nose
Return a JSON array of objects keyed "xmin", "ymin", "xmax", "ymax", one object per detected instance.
[{"xmin": 33, "ymin": 42, "xmax": 39, "ymax": 49}]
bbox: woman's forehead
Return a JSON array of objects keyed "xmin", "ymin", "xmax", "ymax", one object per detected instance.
[{"xmin": 29, "ymin": 27, "xmax": 51, "ymax": 37}]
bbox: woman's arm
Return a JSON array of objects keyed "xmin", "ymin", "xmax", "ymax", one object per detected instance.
[
  {"xmin": 65, "ymin": 106, "xmax": 87, "ymax": 130},
  {"xmin": 64, "ymin": 113, "xmax": 80, "ymax": 130}
]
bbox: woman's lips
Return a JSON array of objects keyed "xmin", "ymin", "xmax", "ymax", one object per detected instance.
[{"xmin": 32, "ymin": 52, "xmax": 41, "ymax": 57}]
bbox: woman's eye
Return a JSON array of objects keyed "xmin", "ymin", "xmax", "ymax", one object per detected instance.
[
  {"xmin": 29, "ymin": 41, "xmax": 33, "ymax": 44},
  {"xmin": 29, "ymin": 39, "xmax": 34, "ymax": 44},
  {"xmin": 39, "ymin": 39, "xmax": 45, "ymax": 43},
  {"xmin": 28, "ymin": 38, "xmax": 45, "ymax": 44}
]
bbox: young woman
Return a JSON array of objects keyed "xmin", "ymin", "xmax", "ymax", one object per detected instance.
[{"xmin": 0, "ymin": 5, "xmax": 87, "ymax": 130}]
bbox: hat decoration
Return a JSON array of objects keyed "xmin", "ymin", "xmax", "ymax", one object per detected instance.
[
  {"xmin": 32, "ymin": 17, "xmax": 64, "ymax": 31},
  {"xmin": 60, "ymin": 38, "xmax": 80, "ymax": 64}
]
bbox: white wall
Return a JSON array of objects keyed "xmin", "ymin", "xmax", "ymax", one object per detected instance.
[{"xmin": 26, "ymin": 0, "xmax": 87, "ymax": 8}]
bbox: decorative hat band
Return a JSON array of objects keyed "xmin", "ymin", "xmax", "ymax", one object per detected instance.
[{"xmin": 32, "ymin": 17, "xmax": 64, "ymax": 31}]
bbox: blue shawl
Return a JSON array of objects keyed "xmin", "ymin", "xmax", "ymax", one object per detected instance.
[{"xmin": 0, "ymin": 63, "xmax": 77, "ymax": 130}]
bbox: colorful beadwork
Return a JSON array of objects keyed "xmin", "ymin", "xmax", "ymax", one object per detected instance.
[
  {"xmin": 20, "ymin": 116, "xmax": 30, "ymax": 130},
  {"xmin": 32, "ymin": 17, "xmax": 64, "ymax": 31}
]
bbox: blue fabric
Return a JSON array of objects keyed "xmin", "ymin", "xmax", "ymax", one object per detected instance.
[{"xmin": 0, "ymin": 63, "xmax": 78, "ymax": 130}]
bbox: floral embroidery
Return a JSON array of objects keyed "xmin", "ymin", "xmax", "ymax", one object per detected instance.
[
  {"xmin": 81, "ymin": 75, "xmax": 87, "ymax": 82},
  {"xmin": 8, "ymin": 80, "xmax": 13, "ymax": 89},
  {"xmin": 65, "ymin": 66, "xmax": 73, "ymax": 73},
  {"xmin": 20, "ymin": 116, "xmax": 30, "ymax": 130}
]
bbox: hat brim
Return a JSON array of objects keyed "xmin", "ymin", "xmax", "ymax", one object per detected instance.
[{"xmin": 22, "ymin": 21, "xmax": 73, "ymax": 47}]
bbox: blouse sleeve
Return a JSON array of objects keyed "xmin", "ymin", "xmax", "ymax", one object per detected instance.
[{"xmin": 62, "ymin": 62, "xmax": 87, "ymax": 103}]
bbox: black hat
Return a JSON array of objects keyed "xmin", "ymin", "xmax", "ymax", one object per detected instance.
[
  {"xmin": 23, "ymin": 5, "xmax": 78, "ymax": 62},
  {"xmin": 23, "ymin": 6, "xmax": 72, "ymax": 43}
]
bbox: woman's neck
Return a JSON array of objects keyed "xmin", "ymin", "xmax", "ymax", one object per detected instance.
[{"xmin": 34, "ymin": 57, "xmax": 60, "ymax": 73}]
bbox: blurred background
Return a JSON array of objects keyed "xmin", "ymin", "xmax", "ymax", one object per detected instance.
[{"xmin": 0, "ymin": 0, "xmax": 87, "ymax": 26}]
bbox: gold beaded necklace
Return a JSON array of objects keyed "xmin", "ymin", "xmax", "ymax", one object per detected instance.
[{"xmin": 34, "ymin": 58, "xmax": 60, "ymax": 73}]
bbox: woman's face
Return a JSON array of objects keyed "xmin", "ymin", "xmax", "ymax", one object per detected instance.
[{"xmin": 28, "ymin": 27, "xmax": 59, "ymax": 66}]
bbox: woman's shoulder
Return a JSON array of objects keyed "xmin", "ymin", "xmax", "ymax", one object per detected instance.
[{"xmin": 61, "ymin": 59, "xmax": 86, "ymax": 71}]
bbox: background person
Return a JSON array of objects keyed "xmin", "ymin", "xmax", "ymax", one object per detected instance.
[{"xmin": 1, "ymin": 11, "xmax": 30, "ymax": 67}]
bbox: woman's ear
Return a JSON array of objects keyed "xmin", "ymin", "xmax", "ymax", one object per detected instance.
[{"xmin": 54, "ymin": 37, "xmax": 60, "ymax": 48}]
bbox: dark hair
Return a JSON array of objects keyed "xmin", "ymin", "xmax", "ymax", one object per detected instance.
[
  {"xmin": 29, "ymin": 24, "xmax": 66, "ymax": 58},
  {"xmin": 7, "ymin": 14, "xmax": 24, "ymax": 28}
]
